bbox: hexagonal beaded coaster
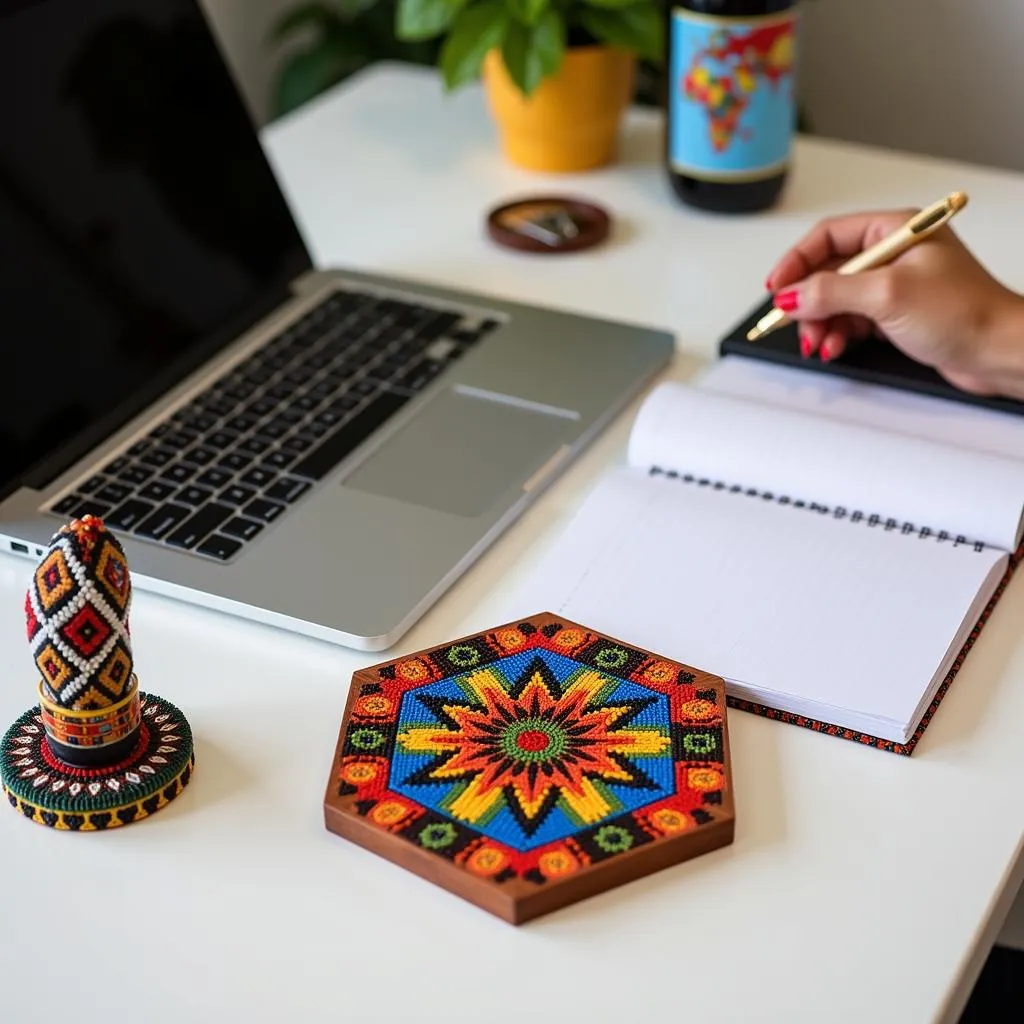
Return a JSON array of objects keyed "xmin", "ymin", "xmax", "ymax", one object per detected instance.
[{"xmin": 324, "ymin": 613, "xmax": 735, "ymax": 924}]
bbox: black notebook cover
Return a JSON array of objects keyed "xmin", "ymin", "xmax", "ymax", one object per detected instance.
[{"xmin": 719, "ymin": 297, "xmax": 1024, "ymax": 418}]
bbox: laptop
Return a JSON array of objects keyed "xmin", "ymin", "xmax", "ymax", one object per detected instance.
[{"xmin": 0, "ymin": 0, "xmax": 673, "ymax": 650}]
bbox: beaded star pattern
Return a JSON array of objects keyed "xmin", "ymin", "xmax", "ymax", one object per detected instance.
[{"xmin": 325, "ymin": 614, "xmax": 735, "ymax": 923}]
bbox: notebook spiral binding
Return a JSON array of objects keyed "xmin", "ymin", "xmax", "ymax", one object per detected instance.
[{"xmin": 648, "ymin": 466, "xmax": 988, "ymax": 552}]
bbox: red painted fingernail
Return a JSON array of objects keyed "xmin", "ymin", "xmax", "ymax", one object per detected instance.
[
  {"xmin": 774, "ymin": 289, "xmax": 799, "ymax": 313},
  {"xmin": 765, "ymin": 275, "xmax": 774, "ymax": 290},
  {"xmin": 800, "ymin": 333, "xmax": 812, "ymax": 358},
  {"xmin": 820, "ymin": 341, "xmax": 833, "ymax": 362}
]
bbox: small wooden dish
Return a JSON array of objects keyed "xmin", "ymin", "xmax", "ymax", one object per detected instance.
[{"xmin": 485, "ymin": 196, "xmax": 611, "ymax": 254}]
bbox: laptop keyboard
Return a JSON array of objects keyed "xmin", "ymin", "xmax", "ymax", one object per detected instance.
[{"xmin": 48, "ymin": 287, "xmax": 499, "ymax": 561}]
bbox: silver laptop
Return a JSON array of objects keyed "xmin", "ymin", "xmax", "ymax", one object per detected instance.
[{"xmin": 0, "ymin": 0, "xmax": 673, "ymax": 650}]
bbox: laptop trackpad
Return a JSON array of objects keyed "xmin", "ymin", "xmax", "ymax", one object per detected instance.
[{"xmin": 341, "ymin": 387, "xmax": 574, "ymax": 518}]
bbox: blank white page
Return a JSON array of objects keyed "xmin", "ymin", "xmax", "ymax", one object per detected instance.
[
  {"xmin": 700, "ymin": 356, "xmax": 1024, "ymax": 462},
  {"xmin": 506, "ymin": 467, "xmax": 1008, "ymax": 743},
  {"xmin": 626, "ymin": 381, "xmax": 1024, "ymax": 552}
]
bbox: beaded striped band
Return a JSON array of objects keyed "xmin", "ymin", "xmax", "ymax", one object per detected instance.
[
  {"xmin": 37, "ymin": 678, "xmax": 140, "ymax": 762},
  {"xmin": 39, "ymin": 695, "xmax": 141, "ymax": 748}
]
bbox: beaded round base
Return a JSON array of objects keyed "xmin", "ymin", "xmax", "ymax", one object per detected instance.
[
  {"xmin": 324, "ymin": 613, "xmax": 735, "ymax": 924},
  {"xmin": 1, "ymin": 693, "xmax": 194, "ymax": 830}
]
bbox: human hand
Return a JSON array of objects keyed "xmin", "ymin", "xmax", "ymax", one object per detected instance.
[{"xmin": 764, "ymin": 209, "xmax": 1024, "ymax": 398}]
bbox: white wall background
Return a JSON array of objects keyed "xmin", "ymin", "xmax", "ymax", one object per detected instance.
[
  {"xmin": 200, "ymin": 0, "xmax": 1024, "ymax": 173},
  {"xmin": 800, "ymin": 0, "xmax": 1024, "ymax": 173}
]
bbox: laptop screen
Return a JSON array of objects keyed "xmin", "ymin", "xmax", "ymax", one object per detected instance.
[{"xmin": 0, "ymin": 0, "xmax": 311, "ymax": 498}]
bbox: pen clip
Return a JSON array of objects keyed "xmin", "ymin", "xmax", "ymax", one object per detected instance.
[{"xmin": 908, "ymin": 192, "xmax": 968, "ymax": 236}]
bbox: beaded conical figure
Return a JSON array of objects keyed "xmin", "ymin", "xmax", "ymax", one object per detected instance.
[{"xmin": 1, "ymin": 516, "xmax": 194, "ymax": 829}]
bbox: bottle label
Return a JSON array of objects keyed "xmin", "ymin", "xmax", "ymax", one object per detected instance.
[{"xmin": 668, "ymin": 7, "xmax": 799, "ymax": 182}]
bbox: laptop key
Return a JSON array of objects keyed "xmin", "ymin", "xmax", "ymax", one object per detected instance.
[
  {"xmin": 94, "ymin": 482, "xmax": 132, "ymax": 505},
  {"xmin": 207, "ymin": 429, "xmax": 239, "ymax": 449},
  {"xmin": 224, "ymin": 414, "xmax": 258, "ymax": 435},
  {"xmin": 102, "ymin": 455, "xmax": 131, "ymax": 476},
  {"xmin": 138, "ymin": 480, "xmax": 177, "ymax": 503},
  {"xmin": 395, "ymin": 360, "xmax": 444, "ymax": 392},
  {"xmin": 193, "ymin": 397, "xmax": 234, "ymax": 419},
  {"xmin": 306, "ymin": 350, "xmax": 334, "ymax": 370},
  {"xmin": 135, "ymin": 503, "xmax": 191, "ymax": 540},
  {"xmin": 307, "ymin": 379, "xmax": 340, "ymax": 401},
  {"xmin": 52, "ymin": 494, "xmax": 82, "ymax": 515},
  {"xmin": 292, "ymin": 391, "xmax": 409, "ymax": 480},
  {"xmin": 265, "ymin": 478, "xmax": 311, "ymax": 505},
  {"xmin": 166, "ymin": 503, "xmax": 234, "ymax": 549},
  {"xmin": 280, "ymin": 434, "xmax": 314, "ymax": 454},
  {"xmin": 221, "ymin": 382, "xmax": 254, "ymax": 403},
  {"xmin": 196, "ymin": 534, "xmax": 243, "ymax": 561},
  {"xmin": 160, "ymin": 430, "xmax": 199, "ymax": 451},
  {"xmin": 302, "ymin": 420, "xmax": 330, "ymax": 439},
  {"xmin": 263, "ymin": 449, "xmax": 297, "ymax": 470},
  {"xmin": 221, "ymin": 485, "xmax": 257, "ymax": 506},
  {"xmin": 222, "ymin": 517, "xmax": 263, "ymax": 541},
  {"xmin": 257, "ymin": 419, "xmax": 289, "ymax": 440},
  {"xmin": 72, "ymin": 498, "xmax": 113, "ymax": 520},
  {"xmin": 161, "ymin": 463, "xmax": 196, "ymax": 484},
  {"xmin": 118, "ymin": 465, "xmax": 154, "ymax": 486},
  {"xmin": 79, "ymin": 474, "xmax": 106, "ymax": 494},
  {"xmin": 195, "ymin": 467, "xmax": 233, "ymax": 490},
  {"xmin": 181, "ymin": 446, "xmax": 218, "ymax": 467},
  {"xmin": 218, "ymin": 452, "xmax": 253, "ymax": 472},
  {"xmin": 140, "ymin": 447, "xmax": 176, "ymax": 468},
  {"xmin": 178, "ymin": 485, "xmax": 214, "ymax": 507},
  {"xmin": 243, "ymin": 498, "xmax": 286, "ymax": 523},
  {"xmin": 265, "ymin": 383, "xmax": 294, "ymax": 401},
  {"xmin": 106, "ymin": 499, "xmax": 156, "ymax": 531},
  {"xmin": 239, "ymin": 466, "xmax": 276, "ymax": 488},
  {"xmin": 126, "ymin": 440, "xmax": 151, "ymax": 457},
  {"xmin": 292, "ymin": 393, "xmax": 320, "ymax": 413},
  {"xmin": 238, "ymin": 436, "xmax": 272, "ymax": 456},
  {"xmin": 246, "ymin": 397, "xmax": 278, "ymax": 418}
]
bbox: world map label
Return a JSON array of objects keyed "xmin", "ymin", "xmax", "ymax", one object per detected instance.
[{"xmin": 668, "ymin": 7, "xmax": 799, "ymax": 182}]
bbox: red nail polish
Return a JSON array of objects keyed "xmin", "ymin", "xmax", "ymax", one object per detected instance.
[
  {"xmin": 800, "ymin": 334, "xmax": 812, "ymax": 358},
  {"xmin": 765, "ymin": 276, "xmax": 774, "ymax": 290},
  {"xmin": 820, "ymin": 342, "xmax": 833, "ymax": 363},
  {"xmin": 774, "ymin": 289, "xmax": 799, "ymax": 313}
]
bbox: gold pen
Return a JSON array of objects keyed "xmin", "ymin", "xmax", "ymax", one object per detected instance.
[{"xmin": 746, "ymin": 191, "xmax": 970, "ymax": 342}]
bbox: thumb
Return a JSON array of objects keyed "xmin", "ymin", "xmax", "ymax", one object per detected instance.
[{"xmin": 776, "ymin": 268, "xmax": 897, "ymax": 324}]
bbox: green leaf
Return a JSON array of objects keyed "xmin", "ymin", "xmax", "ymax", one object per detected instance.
[
  {"xmin": 396, "ymin": 0, "xmax": 466, "ymax": 41},
  {"xmin": 500, "ymin": 9, "xmax": 564, "ymax": 95},
  {"xmin": 272, "ymin": 44, "xmax": 364, "ymax": 117},
  {"xmin": 581, "ymin": 0, "xmax": 652, "ymax": 8},
  {"xmin": 268, "ymin": 2, "xmax": 342, "ymax": 44},
  {"xmin": 508, "ymin": 0, "xmax": 548, "ymax": 26},
  {"xmin": 534, "ymin": 10, "xmax": 566, "ymax": 76},
  {"xmin": 439, "ymin": 0, "xmax": 510, "ymax": 91},
  {"xmin": 577, "ymin": 5, "xmax": 663, "ymax": 64}
]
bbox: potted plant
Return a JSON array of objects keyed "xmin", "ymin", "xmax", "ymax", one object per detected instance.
[{"xmin": 395, "ymin": 0, "xmax": 663, "ymax": 172}]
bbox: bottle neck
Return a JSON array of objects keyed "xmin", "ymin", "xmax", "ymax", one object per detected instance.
[{"xmin": 678, "ymin": 1, "xmax": 795, "ymax": 16}]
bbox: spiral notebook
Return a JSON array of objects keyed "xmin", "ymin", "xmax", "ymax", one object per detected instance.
[{"xmin": 508, "ymin": 357, "xmax": 1024, "ymax": 753}]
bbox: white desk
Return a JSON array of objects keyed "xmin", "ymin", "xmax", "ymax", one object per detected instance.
[{"xmin": 4, "ymin": 63, "xmax": 1024, "ymax": 1023}]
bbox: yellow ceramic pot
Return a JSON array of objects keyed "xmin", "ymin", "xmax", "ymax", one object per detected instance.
[{"xmin": 482, "ymin": 46, "xmax": 636, "ymax": 173}]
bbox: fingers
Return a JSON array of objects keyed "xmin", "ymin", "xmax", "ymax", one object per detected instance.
[
  {"xmin": 773, "ymin": 267, "xmax": 898, "ymax": 324},
  {"xmin": 798, "ymin": 315, "xmax": 863, "ymax": 362},
  {"xmin": 765, "ymin": 210, "xmax": 913, "ymax": 290}
]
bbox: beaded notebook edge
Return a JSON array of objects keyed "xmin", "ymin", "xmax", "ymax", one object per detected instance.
[
  {"xmin": 323, "ymin": 612, "xmax": 735, "ymax": 924},
  {"xmin": 729, "ymin": 541, "xmax": 1024, "ymax": 756}
]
